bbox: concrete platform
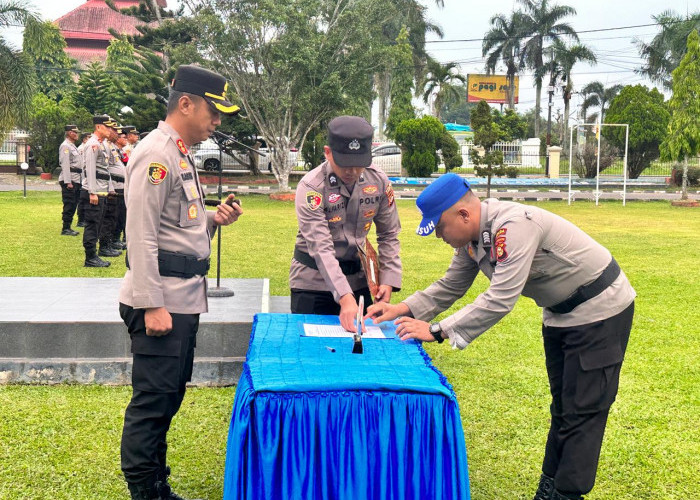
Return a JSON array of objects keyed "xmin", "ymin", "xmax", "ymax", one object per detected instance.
[{"xmin": 0, "ymin": 277, "xmax": 289, "ymax": 386}]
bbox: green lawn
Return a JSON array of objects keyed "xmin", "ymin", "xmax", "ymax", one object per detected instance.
[{"xmin": 0, "ymin": 191, "xmax": 698, "ymax": 499}]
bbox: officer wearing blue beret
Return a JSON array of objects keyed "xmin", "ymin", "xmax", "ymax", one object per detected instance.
[{"xmin": 367, "ymin": 173, "xmax": 635, "ymax": 500}]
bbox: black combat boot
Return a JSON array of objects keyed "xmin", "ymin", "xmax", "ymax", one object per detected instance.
[
  {"xmin": 552, "ymin": 490, "xmax": 583, "ymax": 500},
  {"xmin": 156, "ymin": 466, "xmax": 203, "ymax": 500},
  {"xmin": 84, "ymin": 255, "xmax": 111, "ymax": 267},
  {"xmin": 61, "ymin": 227, "xmax": 79, "ymax": 236},
  {"xmin": 127, "ymin": 481, "xmax": 160, "ymax": 500},
  {"xmin": 98, "ymin": 245, "xmax": 121, "ymax": 257},
  {"xmin": 533, "ymin": 473, "xmax": 555, "ymax": 500},
  {"xmin": 77, "ymin": 220, "xmax": 86, "ymax": 227}
]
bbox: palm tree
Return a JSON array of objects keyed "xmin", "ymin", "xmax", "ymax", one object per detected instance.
[
  {"xmin": 375, "ymin": 0, "xmax": 445, "ymax": 139},
  {"xmin": 581, "ymin": 81, "xmax": 622, "ymax": 124},
  {"xmin": 518, "ymin": 0, "xmax": 578, "ymax": 135},
  {"xmin": 540, "ymin": 39, "xmax": 596, "ymax": 148},
  {"xmin": 422, "ymin": 60, "xmax": 466, "ymax": 122},
  {"xmin": 483, "ymin": 11, "xmax": 528, "ymax": 110},
  {"xmin": 636, "ymin": 10, "xmax": 700, "ymax": 90},
  {"xmin": 0, "ymin": 1, "xmax": 36, "ymax": 134}
]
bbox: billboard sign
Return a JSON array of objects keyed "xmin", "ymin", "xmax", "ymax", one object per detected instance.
[{"xmin": 467, "ymin": 74, "xmax": 519, "ymax": 104}]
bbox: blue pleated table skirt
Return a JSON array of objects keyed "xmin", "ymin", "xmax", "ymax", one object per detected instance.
[{"xmin": 222, "ymin": 313, "xmax": 470, "ymax": 500}]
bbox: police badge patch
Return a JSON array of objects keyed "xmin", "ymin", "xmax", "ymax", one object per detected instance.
[
  {"xmin": 328, "ymin": 174, "xmax": 338, "ymax": 187},
  {"xmin": 362, "ymin": 185, "xmax": 378, "ymax": 194},
  {"xmin": 179, "ymin": 159, "xmax": 188, "ymax": 170},
  {"xmin": 328, "ymin": 193, "xmax": 341, "ymax": 204},
  {"xmin": 148, "ymin": 163, "xmax": 168, "ymax": 185},
  {"xmin": 495, "ymin": 228, "xmax": 508, "ymax": 262},
  {"xmin": 187, "ymin": 202, "xmax": 198, "ymax": 220},
  {"xmin": 306, "ymin": 191, "xmax": 322, "ymax": 210},
  {"xmin": 385, "ymin": 184, "xmax": 395, "ymax": 206}
]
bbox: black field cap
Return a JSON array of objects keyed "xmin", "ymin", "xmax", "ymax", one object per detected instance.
[
  {"xmin": 65, "ymin": 125, "xmax": 79, "ymax": 132},
  {"xmin": 93, "ymin": 114, "xmax": 111, "ymax": 125},
  {"xmin": 327, "ymin": 116, "xmax": 374, "ymax": 168},
  {"xmin": 171, "ymin": 64, "xmax": 240, "ymax": 115}
]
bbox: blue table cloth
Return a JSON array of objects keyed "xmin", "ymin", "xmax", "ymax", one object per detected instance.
[{"xmin": 223, "ymin": 313, "xmax": 470, "ymax": 500}]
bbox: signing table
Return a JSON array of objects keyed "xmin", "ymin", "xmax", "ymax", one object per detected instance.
[{"xmin": 223, "ymin": 313, "xmax": 470, "ymax": 500}]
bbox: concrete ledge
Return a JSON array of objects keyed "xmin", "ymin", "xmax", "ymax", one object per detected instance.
[{"xmin": 0, "ymin": 357, "xmax": 245, "ymax": 386}]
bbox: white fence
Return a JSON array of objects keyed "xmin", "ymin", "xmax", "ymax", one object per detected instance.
[
  {"xmin": 0, "ymin": 129, "xmax": 27, "ymax": 162},
  {"xmin": 371, "ymin": 138, "xmax": 542, "ymax": 176}
]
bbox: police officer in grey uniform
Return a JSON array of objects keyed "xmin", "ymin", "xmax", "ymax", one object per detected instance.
[
  {"xmin": 105, "ymin": 126, "xmax": 128, "ymax": 250},
  {"xmin": 81, "ymin": 115, "xmax": 116, "ymax": 268},
  {"xmin": 58, "ymin": 124, "xmax": 82, "ymax": 236},
  {"xmin": 123, "ymin": 126, "xmax": 140, "ymax": 157},
  {"xmin": 367, "ymin": 173, "xmax": 635, "ymax": 500},
  {"xmin": 76, "ymin": 133, "xmax": 91, "ymax": 227},
  {"xmin": 118, "ymin": 64, "xmax": 241, "ymax": 500},
  {"xmin": 290, "ymin": 115, "xmax": 402, "ymax": 332}
]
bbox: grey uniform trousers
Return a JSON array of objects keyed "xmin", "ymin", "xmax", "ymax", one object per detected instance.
[
  {"xmin": 119, "ymin": 303, "xmax": 198, "ymax": 487},
  {"xmin": 541, "ymin": 302, "xmax": 634, "ymax": 496}
]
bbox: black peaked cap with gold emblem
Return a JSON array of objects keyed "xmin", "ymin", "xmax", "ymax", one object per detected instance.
[
  {"xmin": 327, "ymin": 115, "xmax": 374, "ymax": 168},
  {"xmin": 171, "ymin": 65, "xmax": 240, "ymax": 115},
  {"xmin": 65, "ymin": 125, "xmax": 79, "ymax": 132}
]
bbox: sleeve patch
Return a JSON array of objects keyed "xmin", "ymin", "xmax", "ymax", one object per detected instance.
[
  {"xmin": 495, "ymin": 227, "xmax": 508, "ymax": 262},
  {"xmin": 385, "ymin": 184, "xmax": 395, "ymax": 206},
  {"xmin": 306, "ymin": 191, "xmax": 322, "ymax": 210},
  {"xmin": 148, "ymin": 163, "xmax": 168, "ymax": 185}
]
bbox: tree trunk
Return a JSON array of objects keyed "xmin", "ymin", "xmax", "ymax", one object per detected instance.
[
  {"xmin": 269, "ymin": 141, "xmax": 291, "ymax": 191},
  {"xmin": 682, "ymin": 156, "xmax": 689, "ymax": 200},
  {"xmin": 534, "ymin": 81, "xmax": 542, "ymax": 136},
  {"xmin": 563, "ymin": 93, "xmax": 570, "ymax": 152},
  {"xmin": 486, "ymin": 172, "xmax": 492, "ymax": 198},
  {"xmin": 376, "ymin": 72, "xmax": 390, "ymax": 141}
]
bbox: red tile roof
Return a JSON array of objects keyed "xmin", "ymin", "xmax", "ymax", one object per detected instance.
[{"xmin": 55, "ymin": 0, "xmax": 167, "ymax": 40}]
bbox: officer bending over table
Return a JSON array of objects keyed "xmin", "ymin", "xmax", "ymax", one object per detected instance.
[
  {"xmin": 366, "ymin": 173, "xmax": 635, "ymax": 500},
  {"xmin": 118, "ymin": 64, "xmax": 242, "ymax": 500},
  {"xmin": 290, "ymin": 115, "xmax": 402, "ymax": 332}
]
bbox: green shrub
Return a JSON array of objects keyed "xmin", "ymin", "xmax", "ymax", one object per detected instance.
[
  {"xmin": 395, "ymin": 116, "xmax": 444, "ymax": 177},
  {"xmin": 671, "ymin": 166, "xmax": 700, "ymax": 186},
  {"xmin": 505, "ymin": 166, "xmax": 519, "ymax": 178}
]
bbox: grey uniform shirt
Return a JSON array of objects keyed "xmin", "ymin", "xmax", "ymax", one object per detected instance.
[
  {"xmin": 58, "ymin": 139, "xmax": 81, "ymax": 184},
  {"xmin": 119, "ymin": 121, "xmax": 218, "ymax": 314},
  {"xmin": 81, "ymin": 135, "xmax": 111, "ymax": 194},
  {"xmin": 105, "ymin": 140, "xmax": 126, "ymax": 190},
  {"xmin": 404, "ymin": 199, "xmax": 636, "ymax": 349},
  {"xmin": 290, "ymin": 161, "xmax": 402, "ymax": 301}
]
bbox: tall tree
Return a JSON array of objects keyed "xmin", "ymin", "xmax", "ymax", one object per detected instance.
[
  {"xmin": 660, "ymin": 30, "xmax": 700, "ymax": 201},
  {"xmin": 385, "ymin": 27, "xmax": 415, "ymax": 140},
  {"xmin": 374, "ymin": 0, "xmax": 444, "ymax": 139},
  {"xmin": 483, "ymin": 11, "xmax": 527, "ymax": 110},
  {"xmin": 541, "ymin": 39, "xmax": 596, "ymax": 149},
  {"xmin": 517, "ymin": 0, "xmax": 578, "ymax": 135},
  {"xmin": 22, "ymin": 17, "xmax": 75, "ymax": 102},
  {"xmin": 603, "ymin": 85, "xmax": 670, "ymax": 179},
  {"xmin": 0, "ymin": 0, "xmax": 35, "ymax": 133},
  {"xmin": 636, "ymin": 10, "xmax": 700, "ymax": 90},
  {"xmin": 422, "ymin": 60, "xmax": 466, "ymax": 122},
  {"xmin": 581, "ymin": 81, "xmax": 621, "ymax": 124},
  {"xmin": 188, "ymin": 0, "xmax": 394, "ymax": 191},
  {"xmin": 74, "ymin": 61, "xmax": 119, "ymax": 116}
]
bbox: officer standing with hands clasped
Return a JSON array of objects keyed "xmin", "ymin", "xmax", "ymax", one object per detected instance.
[
  {"xmin": 290, "ymin": 115, "xmax": 402, "ymax": 332},
  {"xmin": 366, "ymin": 173, "xmax": 635, "ymax": 500},
  {"xmin": 118, "ymin": 64, "xmax": 242, "ymax": 500},
  {"xmin": 58, "ymin": 124, "xmax": 82, "ymax": 236}
]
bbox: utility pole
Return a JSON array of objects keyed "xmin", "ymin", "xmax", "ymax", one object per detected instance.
[{"xmin": 545, "ymin": 84, "xmax": 555, "ymax": 177}]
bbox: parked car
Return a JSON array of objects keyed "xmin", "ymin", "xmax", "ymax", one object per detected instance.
[
  {"xmin": 193, "ymin": 139, "xmax": 300, "ymax": 172},
  {"xmin": 371, "ymin": 143, "xmax": 402, "ymax": 175}
]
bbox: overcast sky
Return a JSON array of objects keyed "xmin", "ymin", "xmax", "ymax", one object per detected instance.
[{"xmin": 4, "ymin": 0, "xmax": 700, "ymax": 121}]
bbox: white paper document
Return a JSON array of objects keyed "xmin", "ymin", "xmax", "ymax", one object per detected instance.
[{"xmin": 303, "ymin": 324, "xmax": 388, "ymax": 339}]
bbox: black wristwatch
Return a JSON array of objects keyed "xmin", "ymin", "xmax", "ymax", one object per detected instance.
[{"xmin": 429, "ymin": 323, "xmax": 444, "ymax": 343}]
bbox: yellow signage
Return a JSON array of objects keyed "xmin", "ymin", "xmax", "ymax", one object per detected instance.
[{"xmin": 467, "ymin": 74, "xmax": 519, "ymax": 104}]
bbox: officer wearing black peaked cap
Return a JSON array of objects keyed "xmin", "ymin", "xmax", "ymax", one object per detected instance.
[{"xmin": 118, "ymin": 65, "xmax": 242, "ymax": 500}]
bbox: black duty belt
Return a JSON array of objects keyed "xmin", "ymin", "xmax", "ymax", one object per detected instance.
[
  {"xmin": 547, "ymin": 258, "xmax": 621, "ymax": 314},
  {"xmin": 95, "ymin": 172, "xmax": 112, "ymax": 181},
  {"xmin": 126, "ymin": 249, "xmax": 210, "ymax": 278},
  {"xmin": 294, "ymin": 248, "xmax": 362, "ymax": 276},
  {"xmin": 70, "ymin": 167, "xmax": 83, "ymax": 174},
  {"xmin": 110, "ymin": 174, "xmax": 125, "ymax": 183}
]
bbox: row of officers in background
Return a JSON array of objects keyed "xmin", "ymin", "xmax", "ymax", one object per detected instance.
[{"xmin": 58, "ymin": 117, "xmax": 143, "ymax": 267}]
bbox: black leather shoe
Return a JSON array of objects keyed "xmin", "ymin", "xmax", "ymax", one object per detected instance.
[
  {"xmin": 112, "ymin": 240, "xmax": 126, "ymax": 250},
  {"xmin": 77, "ymin": 221, "xmax": 87, "ymax": 227},
  {"xmin": 84, "ymin": 256, "xmax": 111, "ymax": 267},
  {"xmin": 552, "ymin": 490, "xmax": 583, "ymax": 500},
  {"xmin": 98, "ymin": 247, "xmax": 121, "ymax": 257},
  {"xmin": 61, "ymin": 228, "xmax": 79, "ymax": 236},
  {"xmin": 533, "ymin": 473, "xmax": 555, "ymax": 500},
  {"xmin": 156, "ymin": 467, "xmax": 203, "ymax": 500}
]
